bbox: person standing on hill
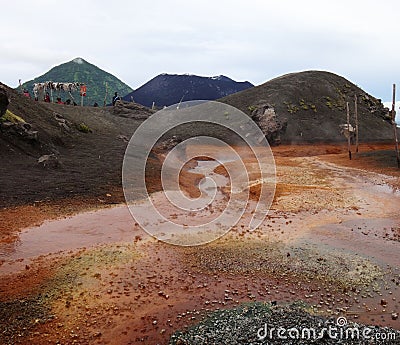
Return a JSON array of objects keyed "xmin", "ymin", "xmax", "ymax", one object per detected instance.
[
  {"xmin": 23, "ymin": 89, "xmax": 31, "ymax": 98},
  {"xmin": 44, "ymin": 92, "xmax": 50, "ymax": 102},
  {"xmin": 112, "ymin": 92, "xmax": 121, "ymax": 106}
]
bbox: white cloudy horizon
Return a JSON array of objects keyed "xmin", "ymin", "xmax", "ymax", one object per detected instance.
[{"xmin": 1, "ymin": 0, "xmax": 400, "ymax": 102}]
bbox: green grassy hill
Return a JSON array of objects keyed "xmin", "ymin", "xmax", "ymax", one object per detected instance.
[{"xmin": 21, "ymin": 58, "xmax": 133, "ymax": 106}]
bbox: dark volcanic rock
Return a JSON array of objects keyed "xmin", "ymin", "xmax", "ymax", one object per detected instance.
[
  {"xmin": 0, "ymin": 85, "xmax": 9, "ymax": 116},
  {"xmin": 37, "ymin": 153, "xmax": 60, "ymax": 169},
  {"xmin": 251, "ymin": 101, "xmax": 287, "ymax": 145}
]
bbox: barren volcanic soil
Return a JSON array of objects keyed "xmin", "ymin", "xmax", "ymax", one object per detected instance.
[{"xmin": 0, "ymin": 143, "xmax": 399, "ymax": 344}]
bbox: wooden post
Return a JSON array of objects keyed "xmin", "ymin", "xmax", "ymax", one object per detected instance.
[
  {"xmin": 391, "ymin": 84, "xmax": 400, "ymax": 168},
  {"xmin": 354, "ymin": 94, "xmax": 359, "ymax": 153},
  {"xmin": 68, "ymin": 91, "xmax": 76, "ymax": 104},
  {"xmin": 346, "ymin": 101, "xmax": 352, "ymax": 160},
  {"xmin": 103, "ymin": 82, "xmax": 108, "ymax": 107}
]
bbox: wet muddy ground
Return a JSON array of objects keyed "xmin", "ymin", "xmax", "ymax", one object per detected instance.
[{"xmin": 0, "ymin": 144, "xmax": 399, "ymax": 344}]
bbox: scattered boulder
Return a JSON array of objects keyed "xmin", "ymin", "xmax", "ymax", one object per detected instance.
[
  {"xmin": 154, "ymin": 135, "xmax": 181, "ymax": 152},
  {"xmin": 1, "ymin": 118, "xmax": 38, "ymax": 141},
  {"xmin": 339, "ymin": 123, "xmax": 356, "ymax": 143},
  {"xmin": 0, "ymin": 85, "xmax": 9, "ymax": 117},
  {"xmin": 38, "ymin": 154, "xmax": 60, "ymax": 169},
  {"xmin": 54, "ymin": 112, "xmax": 72, "ymax": 132},
  {"xmin": 0, "ymin": 88, "xmax": 38, "ymax": 141},
  {"xmin": 250, "ymin": 102, "xmax": 287, "ymax": 145},
  {"xmin": 116, "ymin": 134, "xmax": 129, "ymax": 143},
  {"xmin": 362, "ymin": 94, "xmax": 390, "ymax": 120},
  {"xmin": 21, "ymin": 124, "xmax": 38, "ymax": 141}
]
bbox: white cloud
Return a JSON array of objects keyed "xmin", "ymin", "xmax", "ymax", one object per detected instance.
[
  {"xmin": 383, "ymin": 101, "xmax": 400, "ymax": 110},
  {"xmin": 1, "ymin": 0, "xmax": 400, "ymax": 101}
]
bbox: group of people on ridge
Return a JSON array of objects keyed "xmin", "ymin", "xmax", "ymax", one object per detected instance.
[{"xmin": 22, "ymin": 88, "xmax": 122, "ymax": 107}]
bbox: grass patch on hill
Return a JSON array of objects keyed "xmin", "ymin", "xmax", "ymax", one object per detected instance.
[{"xmin": 0, "ymin": 109, "xmax": 26, "ymax": 123}]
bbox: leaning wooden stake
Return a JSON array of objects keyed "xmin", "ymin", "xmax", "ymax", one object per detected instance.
[
  {"xmin": 354, "ymin": 94, "xmax": 359, "ymax": 153},
  {"xmin": 68, "ymin": 91, "xmax": 76, "ymax": 104},
  {"xmin": 103, "ymin": 82, "xmax": 108, "ymax": 107},
  {"xmin": 391, "ymin": 84, "xmax": 400, "ymax": 168},
  {"xmin": 346, "ymin": 101, "xmax": 352, "ymax": 160}
]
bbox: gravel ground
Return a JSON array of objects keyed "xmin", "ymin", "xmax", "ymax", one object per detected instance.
[
  {"xmin": 0, "ymin": 297, "xmax": 53, "ymax": 344},
  {"xmin": 0, "ymin": 243, "xmax": 139, "ymax": 345},
  {"xmin": 182, "ymin": 238, "xmax": 384, "ymax": 293},
  {"xmin": 170, "ymin": 302, "xmax": 400, "ymax": 344}
]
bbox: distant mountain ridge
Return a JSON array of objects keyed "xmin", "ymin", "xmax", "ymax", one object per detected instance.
[
  {"xmin": 21, "ymin": 58, "xmax": 133, "ymax": 106},
  {"xmin": 122, "ymin": 73, "xmax": 254, "ymax": 108}
]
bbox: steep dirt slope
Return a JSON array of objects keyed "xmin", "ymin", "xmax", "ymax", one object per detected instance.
[{"xmin": 0, "ymin": 83, "xmax": 152, "ymax": 207}]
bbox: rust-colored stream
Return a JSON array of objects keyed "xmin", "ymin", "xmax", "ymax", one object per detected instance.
[{"xmin": 0, "ymin": 152, "xmax": 399, "ymax": 344}]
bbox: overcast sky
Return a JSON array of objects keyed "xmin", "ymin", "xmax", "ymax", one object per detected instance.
[{"xmin": 1, "ymin": 0, "xmax": 399, "ymax": 102}]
